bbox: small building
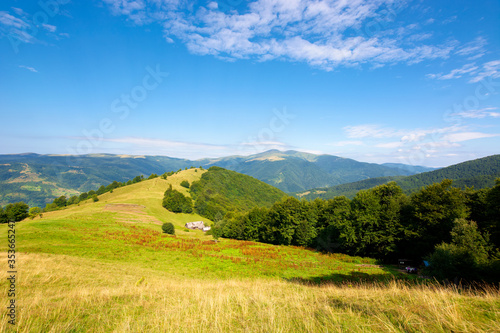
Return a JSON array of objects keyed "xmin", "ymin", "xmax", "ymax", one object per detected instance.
[{"xmin": 185, "ymin": 221, "xmax": 208, "ymax": 231}]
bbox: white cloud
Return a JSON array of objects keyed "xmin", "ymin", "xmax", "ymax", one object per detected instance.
[
  {"xmin": 330, "ymin": 140, "xmax": 364, "ymax": 147},
  {"xmin": 443, "ymin": 132, "xmax": 499, "ymax": 143},
  {"xmin": 42, "ymin": 24, "xmax": 57, "ymax": 32},
  {"xmin": 469, "ymin": 60, "xmax": 500, "ymax": 83},
  {"xmin": 454, "ymin": 107, "xmax": 500, "ymax": 119},
  {"xmin": 426, "ymin": 59, "xmax": 500, "ymax": 84},
  {"xmin": 455, "ymin": 36, "xmax": 487, "ymax": 59},
  {"xmin": 0, "ymin": 11, "xmax": 28, "ymax": 29},
  {"xmin": 19, "ymin": 65, "xmax": 38, "ymax": 72},
  {"xmin": 376, "ymin": 141, "xmax": 402, "ymax": 148},
  {"xmin": 426, "ymin": 63, "xmax": 478, "ymax": 80},
  {"xmin": 344, "ymin": 124, "xmax": 404, "ymax": 139},
  {"xmin": 101, "ymin": 0, "xmax": 458, "ymax": 70},
  {"xmin": 87, "ymin": 136, "xmax": 294, "ymax": 159}
]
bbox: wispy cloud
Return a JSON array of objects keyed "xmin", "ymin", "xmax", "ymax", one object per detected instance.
[
  {"xmin": 19, "ymin": 65, "xmax": 38, "ymax": 73},
  {"xmin": 426, "ymin": 63, "xmax": 478, "ymax": 80},
  {"xmin": 427, "ymin": 59, "xmax": 500, "ymax": 83},
  {"xmin": 443, "ymin": 132, "xmax": 500, "ymax": 143},
  {"xmin": 42, "ymin": 24, "xmax": 57, "ymax": 32},
  {"xmin": 329, "ymin": 140, "xmax": 364, "ymax": 147},
  {"xmin": 101, "ymin": 0, "xmax": 460, "ymax": 71},
  {"xmin": 72, "ymin": 136, "xmax": 293, "ymax": 159},
  {"xmin": 455, "ymin": 36, "xmax": 487, "ymax": 60},
  {"xmin": 344, "ymin": 124, "xmax": 404, "ymax": 139},
  {"xmin": 469, "ymin": 60, "xmax": 500, "ymax": 83},
  {"xmin": 454, "ymin": 107, "xmax": 500, "ymax": 119}
]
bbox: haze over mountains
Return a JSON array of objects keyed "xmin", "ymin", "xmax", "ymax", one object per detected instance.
[{"xmin": 0, "ymin": 150, "xmax": 434, "ymax": 207}]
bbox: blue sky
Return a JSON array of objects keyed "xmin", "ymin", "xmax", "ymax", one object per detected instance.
[{"xmin": 0, "ymin": 0, "xmax": 499, "ymax": 167}]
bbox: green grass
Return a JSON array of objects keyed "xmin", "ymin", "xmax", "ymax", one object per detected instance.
[{"xmin": 0, "ymin": 170, "xmax": 498, "ymax": 332}]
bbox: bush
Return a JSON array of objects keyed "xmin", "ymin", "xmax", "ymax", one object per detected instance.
[
  {"xmin": 162, "ymin": 222, "xmax": 175, "ymax": 235},
  {"xmin": 180, "ymin": 180, "xmax": 190, "ymax": 188},
  {"xmin": 92, "ymin": 194, "xmax": 99, "ymax": 202},
  {"xmin": 29, "ymin": 207, "xmax": 41, "ymax": 219}
]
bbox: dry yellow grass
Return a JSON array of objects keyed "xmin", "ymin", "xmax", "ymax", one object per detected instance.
[{"xmin": 1, "ymin": 252, "xmax": 498, "ymax": 333}]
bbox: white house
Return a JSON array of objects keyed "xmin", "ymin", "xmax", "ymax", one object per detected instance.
[{"xmin": 185, "ymin": 221, "xmax": 209, "ymax": 231}]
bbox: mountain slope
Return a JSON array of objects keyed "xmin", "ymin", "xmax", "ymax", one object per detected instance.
[
  {"xmin": 200, "ymin": 150, "xmax": 430, "ymax": 192},
  {"xmin": 0, "ymin": 150, "xmax": 432, "ymax": 207},
  {"xmin": 297, "ymin": 154, "xmax": 500, "ymax": 200}
]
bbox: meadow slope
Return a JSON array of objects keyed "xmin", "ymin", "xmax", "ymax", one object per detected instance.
[{"xmin": 1, "ymin": 170, "xmax": 498, "ymax": 332}]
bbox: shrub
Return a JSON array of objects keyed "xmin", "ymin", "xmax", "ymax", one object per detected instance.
[
  {"xmin": 162, "ymin": 222, "xmax": 175, "ymax": 235},
  {"xmin": 180, "ymin": 180, "xmax": 190, "ymax": 188},
  {"xmin": 29, "ymin": 207, "xmax": 41, "ymax": 219},
  {"xmin": 92, "ymin": 194, "xmax": 99, "ymax": 202}
]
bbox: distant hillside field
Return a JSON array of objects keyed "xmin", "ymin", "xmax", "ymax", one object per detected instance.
[{"xmin": 297, "ymin": 155, "xmax": 500, "ymax": 200}]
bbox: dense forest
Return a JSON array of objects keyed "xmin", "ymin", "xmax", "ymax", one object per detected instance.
[
  {"xmin": 212, "ymin": 179, "xmax": 500, "ymax": 282},
  {"xmin": 188, "ymin": 166, "xmax": 286, "ymax": 220},
  {"xmin": 299, "ymin": 154, "xmax": 500, "ymax": 200}
]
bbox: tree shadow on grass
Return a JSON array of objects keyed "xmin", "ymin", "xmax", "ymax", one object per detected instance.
[{"xmin": 284, "ymin": 266, "xmax": 416, "ymax": 287}]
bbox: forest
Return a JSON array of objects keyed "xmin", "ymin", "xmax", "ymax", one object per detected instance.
[{"xmin": 210, "ymin": 179, "xmax": 500, "ymax": 282}]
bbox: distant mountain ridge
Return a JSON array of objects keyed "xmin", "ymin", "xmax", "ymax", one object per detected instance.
[
  {"xmin": 296, "ymin": 154, "xmax": 500, "ymax": 200},
  {"xmin": 0, "ymin": 150, "xmax": 435, "ymax": 207},
  {"xmin": 199, "ymin": 150, "xmax": 434, "ymax": 193}
]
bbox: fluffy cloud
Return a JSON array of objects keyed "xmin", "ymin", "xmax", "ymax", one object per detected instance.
[{"xmin": 101, "ymin": 0, "xmax": 459, "ymax": 70}]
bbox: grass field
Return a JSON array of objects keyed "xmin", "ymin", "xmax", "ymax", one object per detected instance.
[{"xmin": 1, "ymin": 169, "xmax": 499, "ymax": 332}]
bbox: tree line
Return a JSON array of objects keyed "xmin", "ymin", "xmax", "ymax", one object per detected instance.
[{"xmin": 212, "ymin": 179, "xmax": 500, "ymax": 282}]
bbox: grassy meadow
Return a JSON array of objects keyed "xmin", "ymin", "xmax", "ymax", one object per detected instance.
[{"xmin": 1, "ymin": 169, "xmax": 499, "ymax": 332}]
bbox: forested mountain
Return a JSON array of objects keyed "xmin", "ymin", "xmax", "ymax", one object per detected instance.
[
  {"xmin": 200, "ymin": 150, "xmax": 432, "ymax": 192},
  {"xmin": 297, "ymin": 155, "xmax": 500, "ymax": 200},
  {"xmin": 0, "ymin": 150, "xmax": 433, "ymax": 207}
]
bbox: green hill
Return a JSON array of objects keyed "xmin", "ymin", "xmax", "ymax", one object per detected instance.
[
  {"xmin": 190, "ymin": 166, "xmax": 286, "ymax": 220},
  {"xmin": 297, "ymin": 155, "xmax": 500, "ymax": 200}
]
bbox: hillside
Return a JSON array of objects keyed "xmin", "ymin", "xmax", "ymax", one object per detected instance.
[
  {"xmin": 190, "ymin": 166, "xmax": 286, "ymax": 220},
  {"xmin": 1, "ymin": 168, "xmax": 498, "ymax": 332},
  {"xmin": 297, "ymin": 154, "xmax": 500, "ymax": 200},
  {"xmin": 0, "ymin": 151, "xmax": 433, "ymax": 207}
]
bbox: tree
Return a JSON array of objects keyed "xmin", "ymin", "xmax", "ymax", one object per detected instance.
[
  {"xmin": 162, "ymin": 185, "xmax": 193, "ymax": 213},
  {"xmin": 485, "ymin": 178, "xmax": 500, "ymax": 249},
  {"xmin": 29, "ymin": 207, "xmax": 41, "ymax": 219},
  {"xmin": 53, "ymin": 196, "xmax": 67, "ymax": 207},
  {"xmin": 315, "ymin": 196, "xmax": 353, "ymax": 252},
  {"xmin": 92, "ymin": 194, "xmax": 99, "ymax": 202},
  {"xmin": 405, "ymin": 179, "xmax": 468, "ymax": 259},
  {"xmin": 5, "ymin": 202, "xmax": 29, "ymax": 221},
  {"xmin": 0, "ymin": 207, "xmax": 8, "ymax": 224},
  {"xmin": 425, "ymin": 218, "xmax": 492, "ymax": 281},
  {"xmin": 180, "ymin": 180, "xmax": 190, "ymax": 188},
  {"xmin": 162, "ymin": 222, "xmax": 175, "ymax": 235}
]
